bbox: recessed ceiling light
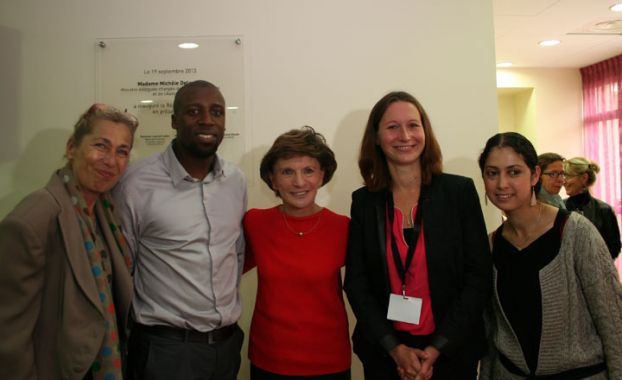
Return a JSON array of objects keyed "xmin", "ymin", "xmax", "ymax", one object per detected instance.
[
  {"xmin": 178, "ymin": 42, "xmax": 199, "ymax": 49},
  {"xmin": 226, "ymin": 106, "xmax": 239, "ymax": 110},
  {"xmin": 538, "ymin": 39, "xmax": 561, "ymax": 47},
  {"xmin": 592, "ymin": 19, "xmax": 622, "ymax": 32},
  {"xmin": 610, "ymin": 3, "xmax": 622, "ymax": 12},
  {"xmin": 140, "ymin": 100, "xmax": 154, "ymax": 104},
  {"xmin": 496, "ymin": 62, "xmax": 513, "ymax": 68}
]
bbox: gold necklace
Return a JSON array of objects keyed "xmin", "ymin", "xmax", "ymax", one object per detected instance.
[
  {"xmin": 507, "ymin": 203, "xmax": 543, "ymax": 249},
  {"xmin": 403, "ymin": 208, "xmax": 416, "ymax": 228},
  {"xmin": 281, "ymin": 209, "xmax": 323, "ymax": 237}
]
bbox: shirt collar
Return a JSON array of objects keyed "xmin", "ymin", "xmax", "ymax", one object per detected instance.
[{"xmin": 162, "ymin": 141, "xmax": 226, "ymax": 186}]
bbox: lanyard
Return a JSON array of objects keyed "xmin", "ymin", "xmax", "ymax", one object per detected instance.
[{"xmin": 387, "ymin": 192, "xmax": 423, "ymax": 296}]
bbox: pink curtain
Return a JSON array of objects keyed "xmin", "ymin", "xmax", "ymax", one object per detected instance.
[{"xmin": 580, "ymin": 54, "xmax": 622, "ymax": 277}]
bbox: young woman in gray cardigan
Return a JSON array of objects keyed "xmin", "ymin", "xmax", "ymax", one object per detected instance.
[{"xmin": 478, "ymin": 132, "xmax": 622, "ymax": 379}]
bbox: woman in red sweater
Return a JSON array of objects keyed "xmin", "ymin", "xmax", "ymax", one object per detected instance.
[{"xmin": 243, "ymin": 126, "xmax": 351, "ymax": 379}]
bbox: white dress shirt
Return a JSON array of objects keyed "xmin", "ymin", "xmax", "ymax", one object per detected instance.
[{"xmin": 113, "ymin": 142, "xmax": 246, "ymax": 331}]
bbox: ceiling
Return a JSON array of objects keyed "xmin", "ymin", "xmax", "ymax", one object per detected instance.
[{"xmin": 494, "ymin": 0, "xmax": 622, "ymax": 68}]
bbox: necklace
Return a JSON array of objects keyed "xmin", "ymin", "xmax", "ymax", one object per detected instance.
[
  {"xmin": 402, "ymin": 209, "xmax": 413, "ymax": 228},
  {"xmin": 281, "ymin": 209, "xmax": 323, "ymax": 237},
  {"xmin": 506, "ymin": 203, "xmax": 543, "ymax": 249}
]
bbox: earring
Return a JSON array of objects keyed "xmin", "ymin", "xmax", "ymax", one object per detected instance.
[{"xmin": 531, "ymin": 186, "xmax": 537, "ymax": 206}]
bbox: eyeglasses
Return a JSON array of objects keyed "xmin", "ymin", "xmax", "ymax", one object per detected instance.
[{"xmin": 542, "ymin": 172, "xmax": 566, "ymax": 179}]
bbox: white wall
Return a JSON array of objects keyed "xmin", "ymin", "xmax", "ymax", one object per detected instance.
[
  {"xmin": 0, "ymin": 0, "xmax": 499, "ymax": 378},
  {"xmin": 496, "ymin": 68, "xmax": 583, "ymax": 159},
  {"xmin": 496, "ymin": 68, "xmax": 583, "ymax": 199}
]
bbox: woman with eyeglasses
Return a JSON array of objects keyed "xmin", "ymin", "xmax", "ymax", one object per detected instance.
[
  {"xmin": 536, "ymin": 153, "xmax": 566, "ymax": 209},
  {"xmin": 564, "ymin": 157, "xmax": 621, "ymax": 259}
]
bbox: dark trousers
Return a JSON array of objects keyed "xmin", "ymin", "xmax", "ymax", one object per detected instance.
[
  {"xmin": 127, "ymin": 324, "xmax": 244, "ymax": 380},
  {"xmin": 251, "ymin": 364, "xmax": 351, "ymax": 380}
]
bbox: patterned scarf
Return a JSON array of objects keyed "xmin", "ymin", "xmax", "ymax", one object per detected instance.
[{"xmin": 58, "ymin": 165, "xmax": 132, "ymax": 380}]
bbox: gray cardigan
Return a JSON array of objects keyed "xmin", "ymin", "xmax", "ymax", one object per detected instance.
[{"xmin": 480, "ymin": 212, "xmax": 622, "ymax": 379}]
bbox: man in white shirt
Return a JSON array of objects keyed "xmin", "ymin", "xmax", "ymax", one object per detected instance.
[{"xmin": 114, "ymin": 80, "xmax": 246, "ymax": 380}]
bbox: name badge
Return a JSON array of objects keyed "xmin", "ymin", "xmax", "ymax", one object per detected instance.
[{"xmin": 387, "ymin": 293, "xmax": 422, "ymax": 325}]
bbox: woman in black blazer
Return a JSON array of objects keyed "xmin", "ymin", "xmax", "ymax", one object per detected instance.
[{"xmin": 344, "ymin": 91, "xmax": 492, "ymax": 380}]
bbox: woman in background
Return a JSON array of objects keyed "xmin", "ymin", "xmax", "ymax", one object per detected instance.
[
  {"xmin": 0, "ymin": 104, "xmax": 137, "ymax": 380},
  {"xmin": 564, "ymin": 157, "xmax": 621, "ymax": 259},
  {"xmin": 536, "ymin": 152, "xmax": 566, "ymax": 209},
  {"xmin": 344, "ymin": 91, "xmax": 491, "ymax": 380},
  {"xmin": 243, "ymin": 126, "xmax": 351, "ymax": 379},
  {"xmin": 478, "ymin": 132, "xmax": 622, "ymax": 379}
]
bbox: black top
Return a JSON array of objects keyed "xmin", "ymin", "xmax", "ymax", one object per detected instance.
[
  {"xmin": 565, "ymin": 191, "xmax": 621, "ymax": 259},
  {"xmin": 403, "ymin": 228, "xmax": 415, "ymax": 247},
  {"xmin": 566, "ymin": 190, "xmax": 591, "ymax": 209},
  {"xmin": 344, "ymin": 173, "xmax": 492, "ymax": 363},
  {"xmin": 492, "ymin": 209, "xmax": 570, "ymax": 374}
]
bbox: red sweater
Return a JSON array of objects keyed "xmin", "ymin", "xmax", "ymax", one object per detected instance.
[{"xmin": 243, "ymin": 207, "xmax": 351, "ymax": 375}]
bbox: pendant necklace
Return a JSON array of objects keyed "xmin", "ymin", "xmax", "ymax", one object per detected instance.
[
  {"xmin": 507, "ymin": 203, "xmax": 543, "ymax": 249},
  {"xmin": 281, "ymin": 209, "xmax": 323, "ymax": 237}
]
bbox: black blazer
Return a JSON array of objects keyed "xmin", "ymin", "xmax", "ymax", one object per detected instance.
[
  {"xmin": 344, "ymin": 173, "xmax": 492, "ymax": 363},
  {"xmin": 565, "ymin": 192, "xmax": 621, "ymax": 259}
]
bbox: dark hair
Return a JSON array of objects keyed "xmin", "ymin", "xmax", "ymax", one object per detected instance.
[
  {"xmin": 478, "ymin": 132, "xmax": 541, "ymax": 192},
  {"xmin": 70, "ymin": 103, "xmax": 138, "ymax": 147},
  {"xmin": 260, "ymin": 126, "xmax": 337, "ymax": 196},
  {"xmin": 564, "ymin": 157, "xmax": 600, "ymax": 187},
  {"xmin": 358, "ymin": 91, "xmax": 442, "ymax": 191},
  {"xmin": 173, "ymin": 80, "xmax": 220, "ymax": 115},
  {"xmin": 537, "ymin": 152, "xmax": 565, "ymax": 172}
]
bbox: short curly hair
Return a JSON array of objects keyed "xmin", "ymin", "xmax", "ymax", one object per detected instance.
[{"xmin": 260, "ymin": 126, "xmax": 337, "ymax": 196}]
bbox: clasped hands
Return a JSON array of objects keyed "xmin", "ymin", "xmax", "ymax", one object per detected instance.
[{"xmin": 390, "ymin": 344, "xmax": 440, "ymax": 380}]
